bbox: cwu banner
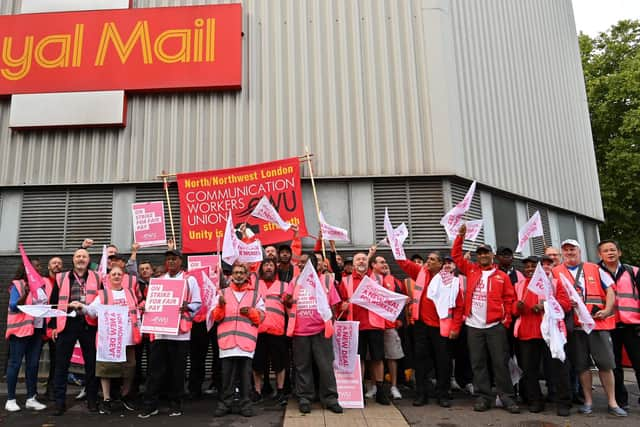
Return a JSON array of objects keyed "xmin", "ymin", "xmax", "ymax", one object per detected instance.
[{"xmin": 177, "ymin": 157, "xmax": 308, "ymax": 253}]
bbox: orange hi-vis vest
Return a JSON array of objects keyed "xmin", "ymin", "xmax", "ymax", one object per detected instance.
[
  {"xmin": 343, "ymin": 274, "xmax": 385, "ymax": 329},
  {"xmin": 286, "ymin": 273, "xmax": 334, "ymax": 338},
  {"xmin": 217, "ymin": 285, "xmax": 261, "ymax": 352},
  {"xmin": 554, "ymin": 263, "xmax": 616, "ymax": 331},
  {"xmin": 412, "ymin": 268, "xmax": 429, "ymax": 322},
  {"xmin": 258, "ymin": 280, "xmax": 286, "ymax": 335},
  {"xmin": 613, "ymin": 266, "xmax": 640, "ymax": 324},
  {"xmin": 404, "ymin": 278, "xmax": 416, "ymax": 324},
  {"xmin": 179, "ymin": 278, "xmax": 193, "ymax": 334},
  {"xmin": 5, "ymin": 280, "xmax": 35, "ymax": 339},
  {"xmin": 99, "ymin": 287, "xmax": 142, "ymax": 345},
  {"xmin": 104, "ymin": 273, "xmax": 142, "ymax": 303},
  {"xmin": 56, "ymin": 270, "xmax": 100, "ymax": 330}
]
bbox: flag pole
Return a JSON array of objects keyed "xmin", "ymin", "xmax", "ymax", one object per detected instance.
[
  {"xmin": 305, "ymin": 147, "xmax": 326, "ymax": 260},
  {"xmin": 162, "ymin": 171, "xmax": 177, "ymax": 245}
]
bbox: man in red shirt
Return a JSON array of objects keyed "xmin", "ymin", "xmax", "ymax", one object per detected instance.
[{"xmin": 452, "ymin": 224, "xmax": 518, "ymax": 414}]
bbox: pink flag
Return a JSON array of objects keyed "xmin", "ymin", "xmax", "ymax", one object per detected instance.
[
  {"xmin": 237, "ymin": 239, "xmax": 264, "ymax": 263},
  {"xmin": 383, "ymin": 208, "xmax": 407, "ymax": 260},
  {"xmin": 298, "ymin": 259, "xmax": 333, "ymax": 322},
  {"xmin": 251, "ymin": 195, "xmax": 291, "ymax": 231},
  {"xmin": 187, "ymin": 267, "xmax": 219, "ymax": 331},
  {"xmin": 463, "ymin": 219, "xmax": 484, "ymax": 241},
  {"xmin": 332, "ymin": 320, "xmax": 360, "ymax": 374},
  {"xmin": 515, "ymin": 211, "xmax": 544, "ymax": 252},
  {"xmin": 97, "ymin": 244, "xmax": 108, "ymax": 280},
  {"xmin": 319, "ymin": 211, "xmax": 350, "ymax": 242},
  {"xmin": 350, "ymin": 276, "xmax": 409, "ymax": 322},
  {"xmin": 222, "ymin": 211, "xmax": 240, "ymax": 265},
  {"xmin": 18, "ymin": 244, "xmax": 46, "ymax": 298},
  {"xmin": 440, "ymin": 181, "xmax": 477, "ymax": 239}
]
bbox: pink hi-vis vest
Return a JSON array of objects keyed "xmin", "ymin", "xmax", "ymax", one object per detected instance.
[
  {"xmin": 412, "ymin": 268, "xmax": 428, "ymax": 322},
  {"xmin": 104, "ymin": 273, "xmax": 141, "ymax": 303},
  {"xmin": 343, "ymin": 275, "xmax": 385, "ymax": 329},
  {"xmin": 5, "ymin": 280, "xmax": 35, "ymax": 339},
  {"xmin": 286, "ymin": 273, "xmax": 334, "ymax": 338},
  {"xmin": 99, "ymin": 287, "xmax": 142, "ymax": 345},
  {"xmin": 614, "ymin": 266, "xmax": 640, "ymax": 324},
  {"xmin": 258, "ymin": 280, "xmax": 286, "ymax": 335},
  {"xmin": 217, "ymin": 285, "xmax": 260, "ymax": 352},
  {"xmin": 56, "ymin": 270, "xmax": 100, "ymax": 331}
]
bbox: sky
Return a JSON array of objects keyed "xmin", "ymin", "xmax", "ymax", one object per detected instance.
[{"xmin": 572, "ymin": 0, "xmax": 640, "ymax": 35}]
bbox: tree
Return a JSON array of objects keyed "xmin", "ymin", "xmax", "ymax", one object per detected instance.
[{"xmin": 579, "ymin": 20, "xmax": 640, "ymax": 264}]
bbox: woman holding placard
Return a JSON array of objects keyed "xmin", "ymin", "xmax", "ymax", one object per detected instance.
[
  {"xmin": 5, "ymin": 262, "xmax": 48, "ymax": 412},
  {"xmin": 70, "ymin": 266, "xmax": 141, "ymax": 415}
]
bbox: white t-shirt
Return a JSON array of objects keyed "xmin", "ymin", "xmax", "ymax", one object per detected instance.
[
  {"xmin": 219, "ymin": 290, "xmax": 265, "ymax": 359},
  {"xmin": 465, "ymin": 269, "xmax": 499, "ymax": 329}
]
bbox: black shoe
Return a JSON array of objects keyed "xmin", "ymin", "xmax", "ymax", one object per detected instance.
[
  {"xmin": 327, "ymin": 403, "xmax": 343, "ymax": 414},
  {"xmin": 214, "ymin": 405, "xmax": 230, "ymax": 417},
  {"xmin": 473, "ymin": 398, "xmax": 491, "ymax": 412},
  {"xmin": 88, "ymin": 401, "xmax": 99, "ymax": 413},
  {"xmin": 299, "ymin": 402, "xmax": 311, "ymax": 414},
  {"xmin": 557, "ymin": 405, "xmax": 570, "ymax": 417},
  {"xmin": 412, "ymin": 394, "xmax": 427, "ymax": 406},
  {"xmin": 438, "ymin": 398, "xmax": 451, "ymax": 408},
  {"xmin": 138, "ymin": 408, "xmax": 159, "ymax": 419},
  {"xmin": 53, "ymin": 405, "xmax": 66, "ymax": 416},
  {"xmin": 529, "ymin": 402, "xmax": 544, "ymax": 413},
  {"xmin": 187, "ymin": 392, "xmax": 202, "ymax": 401},
  {"xmin": 122, "ymin": 397, "xmax": 136, "ymax": 411},
  {"xmin": 250, "ymin": 391, "xmax": 263, "ymax": 403},
  {"xmin": 240, "ymin": 406, "xmax": 254, "ymax": 417},
  {"xmin": 274, "ymin": 391, "xmax": 288, "ymax": 406},
  {"xmin": 99, "ymin": 399, "xmax": 112, "ymax": 415},
  {"xmin": 375, "ymin": 389, "xmax": 390, "ymax": 405},
  {"xmin": 504, "ymin": 402, "xmax": 521, "ymax": 414}
]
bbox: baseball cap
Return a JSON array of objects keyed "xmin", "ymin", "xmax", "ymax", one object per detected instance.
[
  {"xmin": 108, "ymin": 253, "xmax": 126, "ymax": 261},
  {"xmin": 523, "ymin": 255, "xmax": 539, "ymax": 264},
  {"xmin": 561, "ymin": 239, "xmax": 580, "ymax": 249},
  {"xmin": 540, "ymin": 255, "xmax": 553, "ymax": 263},
  {"xmin": 164, "ymin": 249, "xmax": 182, "ymax": 258},
  {"xmin": 496, "ymin": 246, "xmax": 514, "ymax": 256},
  {"xmin": 476, "ymin": 244, "xmax": 493, "ymax": 254},
  {"xmin": 444, "ymin": 255, "xmax": 454, "ymax": 262},
  {"xmin": 344, "ymin": 256, "xmax": 353, "ymax": 264}
]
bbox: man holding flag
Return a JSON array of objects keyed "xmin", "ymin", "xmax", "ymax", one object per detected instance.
[
  {"xmin": 284, "ymin": 253, "xmax": 343, "ymax": 415},
  {"xmin": 512, "ymin": 256, "xmax": 572, "ymax": 416}
]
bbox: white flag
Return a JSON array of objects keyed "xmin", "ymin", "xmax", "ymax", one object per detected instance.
[
  {"xmin": 559, "ymin": 274, "xmax": 595, "ymax": 334},
  {"xmin": 440, "ymin": 181, "xmax": 477, "ymax": 239},
  {"xmin": 383, "ymin": 208, "xmax": 407, "ymax": 261},
  {"xmin": 298, "ymin": 259, "xmax": 333, "ymax": 322},
  {"xmin": 250, "ymin": 195, "xmax": 291, "ymax": 231},
  {"xmin": 18, "ymin": 305, "xmax": 77, "ymax": 318},
  {"xmin": 463, "ymin": 219, "xmax": 484, "ymax": 241},
  {"xmin": 237, "ymin": 239, "xmax": 264, "ymax": 263},
  {"xmin": 97, "ymin": 244, "xmax": 108, "ymax": 279},
  {"xmin": 541, "ymin": 296, "xmax": 567, "ymax": 361},
  {"xmin": 332, "ymin": 320, "xmax": 360, "ymax": 374},
  {"xmin": 96, "ymin": 305, "xmax": 130, "ymax": 362},
  {"xmin": 319, "ymin": 211, "xmax": 350, "ymax": 242},
  {"xmin": 350, "ymin": 276, "xmax": 409, "ymax": 322},
  {"xmin": 527, "ymin": 263, "xmax": 552, "ymax": 298},
  {"xmin": 222, "ymin": 211, "xmax": 240, "ymax": 265},
  {"xmin": 515, "ymin": 211, "xmax": 544, "ymax": 252}
]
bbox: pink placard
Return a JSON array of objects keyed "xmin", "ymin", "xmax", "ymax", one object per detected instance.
[
  {"xmin": 335, "ymin": 356, "xmax": 364, "ymax": 408},
  {"xmin": 140, "ymin": 278, "xmax": 186, "ymax": 335},
  {"xmin": 187, "ymin": 255, "xmax": 220, "ymax": 278},
  {"xmin": 70, "ymin": 341, "xmax": 84, "ymax": 366},
  {"xmin": 132, "ymin": 201, "xmax": 167, "ymax": 248}
]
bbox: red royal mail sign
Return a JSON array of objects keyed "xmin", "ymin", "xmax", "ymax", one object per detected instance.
[{"xmin": 0, "ymin": 4, "xmax": 242, "ymax": 96}]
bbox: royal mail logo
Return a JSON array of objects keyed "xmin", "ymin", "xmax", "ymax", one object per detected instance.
[{"xmin": 0, "ymin": 3, "xmax": 242, "ymax": 96}]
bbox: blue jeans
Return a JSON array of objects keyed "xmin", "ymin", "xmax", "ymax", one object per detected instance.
[{"xmin": 7, "ymin": 328, "xmax": 44, "ymax": 400}]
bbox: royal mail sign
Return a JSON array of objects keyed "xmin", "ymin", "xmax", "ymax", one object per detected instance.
[{"xmin": 0, "ymin": 3, "xmax": 242, "ymax": 96}]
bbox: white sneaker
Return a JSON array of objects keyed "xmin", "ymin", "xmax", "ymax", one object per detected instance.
[
  {"xmin": 464, "ymin": 383, "xmax": 475, "ymax": 395},
  {"xmin": 390, "ymin": 386, "xmax": 402, "ymax": 400},
  {"xmin": 365, "ymin": 384, "xmax": 377, "ymax": 399},
  {"xmin": 75, "ymin": 388, "xmax": 86, "ymax": 400},
  {"xmin": 5, "ymin": 399, "xmax": 21, "ymax": 412},
  {"xmin": 25, "ymin": 396, "xmax": 46, "ymax": 411}
]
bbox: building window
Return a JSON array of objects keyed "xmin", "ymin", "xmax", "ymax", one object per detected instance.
[
  {"xmin": 557, "ymin": 213, "xmax": 577, "ymax": 242},
  {"xmin": 492, "ymin": 194, "xmax": 518, "ymax": 250}
]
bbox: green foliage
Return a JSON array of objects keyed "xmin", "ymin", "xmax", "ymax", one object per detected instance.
[{"xmin": 579, "ymin": 20, "xmax": 640, "ymax": 264}]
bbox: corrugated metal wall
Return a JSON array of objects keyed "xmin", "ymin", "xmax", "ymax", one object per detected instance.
[
  {"xmin": 449, "ymin": 0, "xmax": 603, "ymax": 220},
  {"xmin": 0, "ymin": 0, "xmax": 603, "ymax": 220}
]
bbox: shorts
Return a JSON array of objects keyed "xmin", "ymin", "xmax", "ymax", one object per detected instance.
[
  {"xmin": 383, "ymin": 328, "xmax": 405, "ymax": 360},
  {"xmin": 358, "ymin": 329, "xmax": 385, "ymax": 362},
  {"xmin": 568, "ymin": 330, "xmax": 615, "ymax": 372},
  {"xmin": 96, "ymin": 346, "xmax": 136, "ymax": 378},
  {"xmin": 252, "ymin": 333, "xmax": 288, "ymax": 372}
]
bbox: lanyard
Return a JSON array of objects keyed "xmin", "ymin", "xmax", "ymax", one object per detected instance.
[{"xmin": 73, "ymin": 272, "xmax": 86, "ymax": 303}]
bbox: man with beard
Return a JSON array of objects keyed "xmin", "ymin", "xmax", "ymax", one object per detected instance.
[
  {"xmin": 213, "ymin": 262, "xmax": 265, "ymax": 417},
  {"xmin": 43, "ymin": 257, "xmax": 63, "ymax": 401}
]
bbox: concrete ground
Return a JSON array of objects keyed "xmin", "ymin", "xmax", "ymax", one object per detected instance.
[{"xmin": 1, "ymin": 369, "xmax": 638, "ymax": 426}]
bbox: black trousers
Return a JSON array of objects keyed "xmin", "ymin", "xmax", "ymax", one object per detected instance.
[
  {"xmin": 413, "ymin": 321, "xmax": 452, "ymax": 399},
  {"xmin": 188, "ymin": 321, "xmax": 210, "ymax": 395},
  {"xmin": 612, "ymin": 324, "xmax": 640, "ymax": 406},
  {"xmin": 143, "ymin": 339, "xmax": 189, "ymax": 411},
  {"xmin": 46, "ymin": 339, "xmax": 57, "ymax": 393},
  {"xmin": 292, "ymin": 333, "xmax": 339, "ymax": 406},
  {"xmin": 53, "ymin": 318, "xmax": 98, "ymax": 408},
  {"xmin": 518, "ymin": 339, "xmax": 571, "ymax": 408},
  {"xmin": 133, "ymin": 336, "xmax": 150, "ymax": 396},
  {"xmin": 467, "ymin": 323, "xmax": 515, "ymax": 403},
  {"xmin": 219, "ymin": 357, "xmax": 252, "ymax": 410},
  {"xmin": 453, "ymin": 325, "xmax": 473, "ymax": 387}
]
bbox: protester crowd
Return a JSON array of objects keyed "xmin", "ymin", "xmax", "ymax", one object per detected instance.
[{"xmin": 4, "ymin": 223, "xmax": 640, "ymax": 420}]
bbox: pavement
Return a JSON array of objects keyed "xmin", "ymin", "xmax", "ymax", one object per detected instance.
[{"xmin": 1, "ymin": 370, "xmax": 639, "ymax": 426}]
